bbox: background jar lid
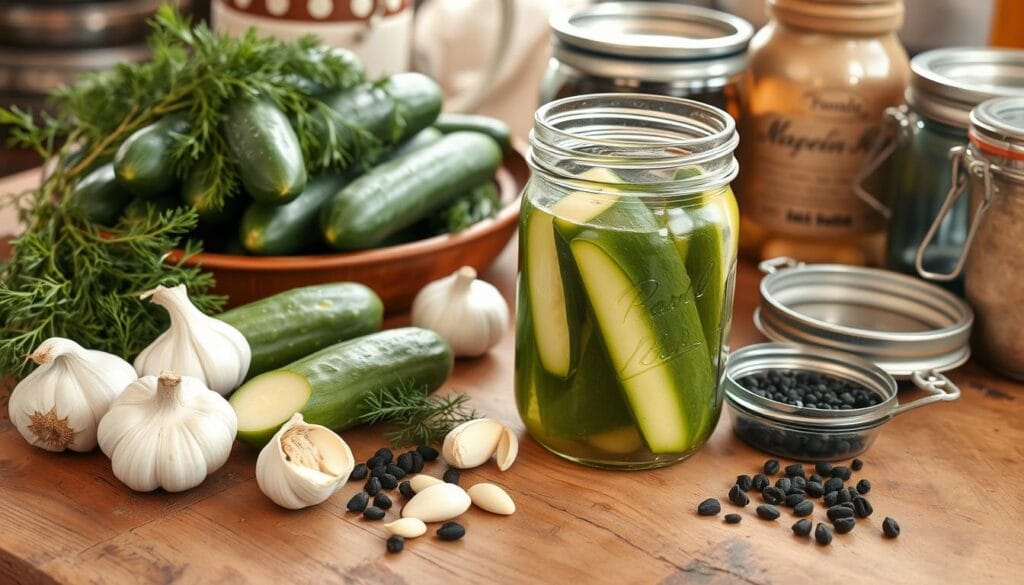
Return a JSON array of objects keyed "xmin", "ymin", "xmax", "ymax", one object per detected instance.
[
  {"xmin": 969, "ymin": 96, "xmax": 1024, "ymax": 164},
  {"xmin": 908, "ymin": 48, "xmax": 1024, "ymax": 129},
  {"xmin": 753, "ymin": 257, "xmax": 973, "ymax": 378}
]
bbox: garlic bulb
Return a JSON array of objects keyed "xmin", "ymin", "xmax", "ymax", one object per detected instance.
[
  {"xmin": 256, "ymin": 413, "xmax": 355, "ymax": 510},
  {"xmin": 97, "ymin": 371, "xmax": 237, "ymax": 492},
  {"xmin": 8, "ymin": 337, "xmax": 137, "ymax": 452},
  {"xmin": 134, "ymin": 284, "xmax": 251, "ymax": 395},
  {"xmin": 411, "ymin": 266, "xmax": 509, "ymax": 357}
]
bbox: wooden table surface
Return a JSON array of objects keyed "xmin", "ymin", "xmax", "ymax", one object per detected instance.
[{"xmin": 1, "ymin": 170, "xmax": 1022, "ymax": 584}]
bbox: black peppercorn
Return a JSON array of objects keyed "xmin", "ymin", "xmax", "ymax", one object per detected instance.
[
  {"xmin": 805, "ymin": 481, "xmax": 825, "ymax": 498},
  {"xmin": 698, "ymin": 498, "xmax": 722, "ymax": 516},
  {"xmin": 775, "ymin": 477, "xmax": 792, "ymax": 493},
  {"xmin": 793, "ymin": 500, "xmax": 814, "ymax": 517},
  {"xmin": 852, "ymin": 496, "xmax": 874, "ymax": 518},
  {"xmin": 346, "ymin": 491, "xmax": 369, "ymax": 512},
  {"xmin": 837, "ymin": 489, "xmax": 852, "ymax": 504},
  {"xmin": 374, "ymin": 447, "xmax": 394, "ymax": 463},
  {"xmin": 815, "ymin": 461, "xmax": 833, "ymax": 476},
  {"xmin": 443, "ymin": 468, "xmax": 461, "ymax": 485},
  {"xmin": 827, "ymin": 506, "xmax": 854, "ymax": 521},
  {"xmin": 756, "ymin": 504, "xmax": 781, "ymax": 520},
  {"xmin": 851, "ymin": 458, "xmax": 864, "ymax": 471},
  {"xmin": 350, "ymin": 463, "xmax": 368, "ymax": 481},
  {"xmin": 809, "ymin": 473, "xmax": 823, "ymax": 485},
  {"xmin": 370, "ymin": 465, "xmax": 388, "ymax": 479},
  {"xmin": 784, "ymin": 463, "xmax": 805, "ymax": 478},
  {"xmin": 824, "ymin": 477, "xmax": 844, "ymax": 493},
  {"xmin": 784, "ymin": 493, "xmax": 805, "ymax": 507},
  {"xmin": 724, "ymin": 513, "xmax": 742, "ymax": 524},
  {"xmin": 790, "ymin": 476, "xmax": 807, "ymax": 491},
  {"xmin": 437, "ymin": 522, "xmax": 466, "ymax": 541},
  {"xmin": 396, "ymin": 452, "xmax": 414, "ymax": 474},
  {"xmin": 417, "ymin": 444, "xmax": 440, "ymax": 461},
  {"xmin": 882, "ymin": 517, "xmax": 900, "ymax": 538},
  {"xmin": 752, "ymin": 473, "xmax": 770, "ymax": 491},
  {"xmin": 366, "ymin": 455, "xmax": 386, "ymax": 469},
  {"xmin": 792, "ymin": 518, "xmax": 813, "ymax": 536},
  {"xmin": 729, "ymin": 484, "xmax": 750, "ymax": 507},
  {"xmin": 386, "ymin": 464, "xmax": 407, "ymax": 480},
  {"xmin": 736, "ymin": 474, "xmax": 753, "ymax": 492},
  {"xmin": 762, "ymin": 486, "xmax": 785, "ymax": 505},
  {"xmin": 399, "ymin": 481, "xmax": 415, "ymax": 499},
  {"xmin": 374, "ymin": 493, "xmax": 393, "ymax": 510},
  {"xmin": 856, "ymin": 479, "xmax": 871, "ymax": 495},
  {"xmin": 815, "ymin": 523, "xmax": 833, "ymax": 545},
  {"xmin": 410, "ymin": 451, "xmax": 425, "ymax": 473},
  {"xmin": 364, "ymin": 477, "xmax": 382, "ymax": 496},
  {"xmin": 362, "ymin": 506, "xmax": 385, "ymax": 520},
  {"xmin": 763, "ymin": 459, "xmax": 780, "ymax": 475},
  {"xmin": 833, "ymin": 517, "xmax": 856, "ymax": 534},
  {"xmin": 832, "ymin": 466, "xmax": 853, "ymax": 480},
  {"xmin": 386, "ymin": 535, "xmax": 404, "ymax": 553},
  {"xmin": 379, "ymin": 473, "xmax": 398, "ymax": 490},
  {"xmin": 823, "ymin": 491, "xmax": 839, "ymax": 507}
]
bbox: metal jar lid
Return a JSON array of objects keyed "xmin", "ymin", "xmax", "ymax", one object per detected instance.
[
  {"xmin": 907, "ymin": 48, "xmax": 1024, "ymax": 129},
  {"xmin": 754, "ymin": 257, "xmax": 973, "ymax": 378},
  {"xmin": 969, "ymin": 96, "xmax": 1024, "ymax": 166},
  {"xmin": 549, "ymin": 2, "xmax": 752, "ymax": 83}
]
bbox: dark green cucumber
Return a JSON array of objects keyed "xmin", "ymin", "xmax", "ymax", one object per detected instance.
[
  {"xmin": 315, "ymin": 73, "xmax": 443, "ymax": 158},
  {"xmin": 321, "ymin": 131, "xmax": 502, "ymax": 250},
  {"xmin": 554, "ymin": 196, "xmax": 714, "ymax": 454},
  {"xmin": 114, "ymin": 114, "xmax": 188, "ymax": 199},
  {"xmin": 217, "ymin": 282, "xmax": 383, "ymax": 378},
  {"xmin": 434, "ymin": 113, "xmax": 511, "ymax": 152},
  {"xmin": 239, "ymin": 173, "xmax": 352, "ymax": 256},
  {"xmin": 229, "ymin": 327, "xmax": 453, "ymax": 446},
  {"xmin": 386, "ymin": 127, "xmax": 443, "ymax": 160},
  {"xmin": 66, "ymin": 163, "xmax": 133, "ymax": 226},
  {"xmin": 225, "ymin": 98, "xmax": 307, "ymax": 204},
  {"xmin": 182, "ymin": 158, "xmax": 243, "ymax": 224}
]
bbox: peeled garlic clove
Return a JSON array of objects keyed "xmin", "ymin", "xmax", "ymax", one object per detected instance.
[
  {"xmin": 409, "ymin": 474, "xmax": 444, "ymax": 493},
  {"xmin": 385, "ymin": 517, "xmax": 428, "ymax": 538},
  {"xmin": 401, "ymin": 482, "xmax": 471, "ymax": 523},
  {"xmin": 496, "ymin": 426, "xmax": 519, "ymax": 471},
  {"xmin": 468, "ymin": 483, "xmax": 516, "ymax": 515},
  {"xmin": 442, "ymin": 418, "xmax": 504, "ymax": 469},
  {"xmin": 256, "ymin": 413, "xmax": 354, "ymax": 510}
]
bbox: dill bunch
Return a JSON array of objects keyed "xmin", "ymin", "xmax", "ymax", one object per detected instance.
[{"xmin": 360, "ymin": 382, "xmax": 479, "ymax": 447}]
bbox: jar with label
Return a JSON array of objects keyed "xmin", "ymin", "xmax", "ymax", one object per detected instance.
[
  {"xmin": 540, "ymin": 1, "xmax": 753, "ymax": 121},
  {"xmin": 856, "ymin": 48, "xmax": 1024, "ymax": 294},
  {"xmin": 917, "ymin": 97, "xmax": 1024, "ymax": 381},
  {"xmin": 517, "ymin": 93, "xmax": 739, "ymax": 469},
  {"xmin": 737, "ymin": 0, "xmax": 910, "ymax": 265}
]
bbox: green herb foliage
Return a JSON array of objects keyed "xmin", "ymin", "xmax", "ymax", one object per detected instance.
[
  {"xmin": 431, "ymin": 183, "xmax": 500, "ymax": 234},
  {"xmin": 0, "ymin": 6, "xmax": 370, "ymax": 377},
  {"xmin": 360, "ymin": 382, "xmax": 478, "ymax": 447}
]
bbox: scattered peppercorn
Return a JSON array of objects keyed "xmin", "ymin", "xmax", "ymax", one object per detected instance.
[
  {"xmin": 386, "ymin": 464, "xmax": 407, "ymax": 480},
  {"xmin": 809, "ymin": 473, "xmax": 823, "ymax": 484},
  {"xmin": 837, "ymin": 489, "xmax": 852, "ymax": 504},
  {"xmin": 851, "ymin": 458, "xmax": 864, "ymax": 471},
  {"xmin": 785, "ymin": 493, "xmax": 806, "ymax": 507},
  {"xmin": 815, "ymin": 523, "xmax": 833, "ymax": 545},
  {"xmin": 374, "ymin": 447, "xmax": 394, "ymax": 463},
  {"xmin": 736, "ymin": 474, "xmax": 753, "ymax": 492},
  {"xmin": 374, "ymin": 493, "xmax": 393, "ymax": 510},
  {"xmin": 417, "ymin": 445, "xmax": 440, "ymax": 461},
  {"xmin": 346, "ymin": 491, "xmax": 369, "ymax": 512},
  {"xmin": 698, "ymin": 498, "xmax": 722, "ymax": 516},
  {"xmin": 824, "ymin": 491, "xmax": 839, "ymax": 507},
  {"xmin": 784, "ymin": 464, "xmax": 805, "ymax": 478},
  {"xmin": 729, "ymin": 484, "xmax": 750, "ymax": 506},
  {"xmin": 775, "ymin": 477, "xmax": 792, "ymax": 493},
  {"xmin": 847, "ymin": 486, "xmax": 859, "ymax": 501},
  {"xmin": 824, "ymin": 477, "xmax": 844, "ymax": 493},
  {"xmin": 370, "ymin": 465, "xmax": 388, "ymax": 479},
  {"xmin": 350, "ymin": 464, "xmax": 368, "ymax": 481},
  {"xmin": 793, "ymin": 500, "xmax": 814, "ymax": 517},
  {"xmin": 827, "ymin": 506, "xmax": 854, "ymax": 521},
  {"xmin": 882, "ymin": 517, "xmax": 900, "ymax": 538},
  {"xmin": 724, "ymin": 513, "xmax": 742, "ymax": 524},
  {"xmin": 792, "ymin": 518, "xmax": 813, "ymax": 536},
  {"xmin": 852, "ymin": 497, "xmax": 873, "ymax": 518},
  {"xmin": 805, "ymin": 482, "xmax": 825, "ymax": 498},
  {"xmin": 763, "ymin": 459, "xmax": 780, "ymax": 475},
  {"xmin": 833, "ymin": 517, "xmax": 856, "ymax": 534},
  {"xmin": 856, "ymin": 479, "xmax": 872, "ymax": 495},
  {"xmin": 752, "ymin": 473, "xmax": 770, "ymax": 491},
  {"xmin": 386, "ymin": 535, "xmax": 404, "ymax": 553},
  {"xmin": 379, "ymin": 473, "xmax": 398, "ymax": 490},
  {"xmin": 832, "ymin": 466, "xmax": 853, "ymax": 480},
  {"xmin": 363, "ymin": 506, "xmax": 386, "ymax": 520},
  {"xmin": 364, "ymin": 477, "xmax": 382, "ymax": 496},
  {"xmin": 410, "ymin": 451, "xmax": 425, "ymax": 473},
  {"xmin": 815, "ymin": 462, "xmax": 833, "ymax": 476},
  {"xmin": 396, "ymin": 452, "xmax": 414, "ymax": 474},
  {"xmin": 838, "ymin": 502, "xmax": 855, "ymax": 511},
  {"xmin": 366, "ymin": 455, "xmax": 386, "ymax": 469},
  {"xmin": 443, "ymin": 468, "xmax": 461, "ymax": 485},
  {"xmin": 437, "ymin": 522, "xmax": 466, "ymax": 541},
  {"xmin": 399, "ymin": 481, "xmax": 415, "ymax": 499},
  {"xmin": 790, "ymin": 476, "xmax": 807, "ymax": 491},
  {"xmin": 762, "ymin": 486, "xmax": 785, "ymax": 505},
  {"xmin": 756, "ymin": 504, "xmax": 781, "ymax": 520}
]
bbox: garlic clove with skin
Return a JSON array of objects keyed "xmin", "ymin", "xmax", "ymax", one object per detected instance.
[
  {"xmin": 411, "ymin": 266, "xmax": 509, "ymax": 358},
  {"xmin": 134, "ymin": 284, "xmax": 251, "ymax": 395},
  {"xmin": 8, "ymin": 337, "xmax": 137, "ymax": 452},
  {"xmin": 256, "ymin": 412, "xmax": 355, "ymax": 510},
  {"xmin": 97, "ymin": 371, "xmax": 237, "ymax": 492}
]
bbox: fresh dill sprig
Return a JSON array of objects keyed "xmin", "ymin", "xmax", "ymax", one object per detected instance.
[{"xmin": 360, "ymin": 381, "xmax": 478, "ymax": 447}]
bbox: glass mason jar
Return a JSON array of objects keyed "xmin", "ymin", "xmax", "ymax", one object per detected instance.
[
  {"xmin": 856, "ymin": 48, "xmax": 1024, "ymax": 294},
  {"xmin": 516, "ymin": 94, "xmax": 740, "ymax": 469},
  {"xmin": 917, "ymin": 97, "xmax": 1024, "ymax": 381},
  {"xmin": 540, "ymin": 1, "xmax": 752, "ymax": 123},
  {"xmin": 737, "ymin": 0, "xmax": 909, "ymax": 266}
]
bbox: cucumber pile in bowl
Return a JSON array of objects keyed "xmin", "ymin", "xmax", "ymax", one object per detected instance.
[{"xmin": 69, "ymin": 70, "xmax": 512, "ymax": 257}]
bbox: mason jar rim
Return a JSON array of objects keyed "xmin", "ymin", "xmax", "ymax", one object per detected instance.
[{"xmin": 529, "ymin": 93, "xmax": 739, "ymax": 194}]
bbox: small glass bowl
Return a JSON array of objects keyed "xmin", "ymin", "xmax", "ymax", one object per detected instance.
[{"xmin": 723, "ymin": 343, "xmax": 960, "ymax": 461}]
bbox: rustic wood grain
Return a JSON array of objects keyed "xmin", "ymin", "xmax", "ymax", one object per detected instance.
[{"xmin": 1, "ymin": 189, "xmax": 1022, "ymax": 584}]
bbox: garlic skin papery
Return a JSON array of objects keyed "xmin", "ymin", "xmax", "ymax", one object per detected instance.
[
  {"xmin": 8, "ymin": 337, "xmax": 137, "ymax": 452},
  {"xmin": 411, "ymin": 266, "xmax": 509, "ymax": 358},
  {"xmin": 97, "ymin": 371, "xmax": 237, "ymax": 492},
  {"xmin": 134, "ymin": 284, "xmax": 251, "ymax": 395},
  {"xmin": 256, "ymin": 412, "xmax": 355, "ymax": 510}
]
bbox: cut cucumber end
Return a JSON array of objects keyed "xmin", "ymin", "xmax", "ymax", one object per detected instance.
[{"xmin": 230, "ymin": 371, "xmax": 312, "ymax": 446}]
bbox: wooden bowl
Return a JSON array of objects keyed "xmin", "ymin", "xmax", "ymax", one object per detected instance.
[{"xmin": 169, "ymin": 146, "xmax": 528, "ymax": 313}]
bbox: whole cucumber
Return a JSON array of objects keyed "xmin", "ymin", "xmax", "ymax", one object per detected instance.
[
  {"xmin": 434, "ymin": 113, "xmax": 512, "ymax": 152},
  {"xmin": 239, "ymin": 173, "xmax": 352, "ymax": 256},
  {"xmin": 229, "ymin": 327, "xmax": 453, "ymax": 446},
  {"xmin": 321, "ymin": 131, "xmax": 502, "ymax": 250},
  {"xmin": 217, "ymin": 282, "xmax": 383, "ymax": 377},
  {"xmin": 66, "ymin": 163, "xmax": 133, "ymax": 226},
  {"xmin": 225, "ymin": 98, "xmax": 307, "ymax": 204},
  {"xmin": 182, "ymin": 158, "xmax": 243, "ymax": 224},
  {"xmin": 114, "ymin": 113, "xmax": 188, "ymax": 199}
]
